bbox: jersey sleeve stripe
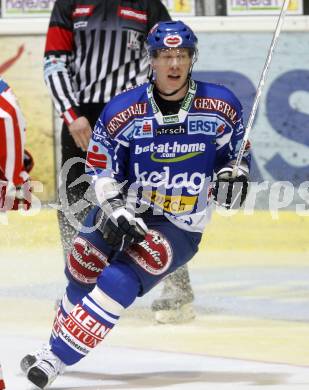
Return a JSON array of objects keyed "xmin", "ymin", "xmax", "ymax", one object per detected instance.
[
  {"xmin": 0, "ymin": 95, "xmax": 23, "ymax": 185},
  {"xmin": 47, "ymin": 74, "xmax": 66, "ymax": 113},
  {"xmin": 45, "ymin": 26, "xmax": 73, "ymax": 53}
]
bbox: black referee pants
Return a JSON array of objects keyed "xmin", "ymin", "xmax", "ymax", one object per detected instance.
[{"xmin": 58, "ymin": 103, "xmax": 104, "ymax": 262}]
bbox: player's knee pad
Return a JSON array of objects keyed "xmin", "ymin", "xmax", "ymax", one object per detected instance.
[
  {"xmin": 66, "ymin": 235, "xmax": 110, "ymax": 285},
  {"xmin": 96, "ymin": 262, "xmax": 141, "ymax": 308},
  {"xmin": 126, "ymin": 229, "xmax": 173, "ymax": 276}
]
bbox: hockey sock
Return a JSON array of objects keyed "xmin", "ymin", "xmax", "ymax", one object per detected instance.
[
  {"xmin": 50, "ymin": 279, "xmax": 94, "ymax": 343},
  {"xmin": 51, "ymin": 263, "xmax": 140, "ymax": 365},
  {"xmin": 50, "ymin": 293, "xmax": 74, "ymax": 342}
]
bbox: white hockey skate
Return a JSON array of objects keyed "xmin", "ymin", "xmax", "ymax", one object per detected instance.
[
  {"xmin": 151, "ymin": 275, "xmax": 195, "ymax": 324},
  {"xmin": 22, "ymin": 347, "xmax": 65, "ymax": 389},
  {"xmin": 20, "ymin": 344, "xmax": 50, "ymax": 374}
]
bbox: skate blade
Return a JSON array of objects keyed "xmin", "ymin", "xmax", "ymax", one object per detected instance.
[{"xmin": 20, "ymin": 354, "xmax": 37, "ymax": 375}]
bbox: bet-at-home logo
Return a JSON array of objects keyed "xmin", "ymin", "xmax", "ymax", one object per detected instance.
[{"xmin": 134, "ymin": 141, "xmax": 206, "ymax": 162}]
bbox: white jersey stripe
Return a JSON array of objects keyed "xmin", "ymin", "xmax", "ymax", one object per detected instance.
[
  {"xmin": 4, "ymin": 115, "xmax": 15, "ymax": 183},
  {"xmin": 0, "ymin": 87, "xmax": 27, "ymax": 185}
]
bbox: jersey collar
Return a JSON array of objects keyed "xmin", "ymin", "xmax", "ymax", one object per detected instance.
[{"xmin": 147, "ymin": 79, "xmax": 197, "ymax": 125}]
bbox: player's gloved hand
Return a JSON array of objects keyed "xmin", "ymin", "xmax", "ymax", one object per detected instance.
[
  {"xmin": 96, "ymin": 195, "xmax": 148, "ymax": 251},
  {"xmin": 0, "ymin": 179, "xmax": 32, "ymax": 211},
  {"xmin": 213, "ymin": 160, "xmax": 249, "ymax": 209},
  {"xmin": 12, "ymin": 150, "xmax": 34, "ymax": 210},
  {"xmin": 13, "ymin": 179, "xmax": 32, "ymax": 210}
]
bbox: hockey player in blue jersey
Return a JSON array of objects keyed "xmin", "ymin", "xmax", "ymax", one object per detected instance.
[{"xmin": 21, "ymin": 20, "xmax": 250, "ymax": 388}]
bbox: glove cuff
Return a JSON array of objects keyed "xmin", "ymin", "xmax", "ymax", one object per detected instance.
[
  {"xmin": 101, "ymin": 194, "xmax": 124, "ymax": 214},
  {"xmin": 217, "ymin": 160, "xmax": 249, "ymax": 180},
  {"xmin": 94, "ymin": 177, "xmax": 122, "ymax": 204}
]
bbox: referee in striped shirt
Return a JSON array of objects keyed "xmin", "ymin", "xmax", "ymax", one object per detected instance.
[{"xmin": 44, "ymin": 0, "xmax": 194, "ymax": 324}]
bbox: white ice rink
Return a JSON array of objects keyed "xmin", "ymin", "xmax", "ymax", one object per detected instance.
[
  {"xmin": 2, "ymin": 334, "xmax": 309, "ymax": 390},
  {"xmin": 1, "ymin": 212, "xmax": 309, "ymax": 390}
]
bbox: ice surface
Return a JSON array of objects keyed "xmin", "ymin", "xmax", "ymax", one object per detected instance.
[{"xmin": 2, "ymin": 334, "xmax": 309, "ymax": 390}]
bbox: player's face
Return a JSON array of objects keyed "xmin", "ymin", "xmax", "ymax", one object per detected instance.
[{"xmin": 152, "ymin": 48, "xmax": 192, "ymax": 95}]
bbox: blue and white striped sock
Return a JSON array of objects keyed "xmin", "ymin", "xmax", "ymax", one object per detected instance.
[{"xmin": 51, "ymin": 286, "xmax": 124, "ymax": 365}]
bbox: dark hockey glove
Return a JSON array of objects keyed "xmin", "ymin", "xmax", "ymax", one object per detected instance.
[
  {"xmin": 13, "ymin": 179, "xmax": 32, "ymax": 210},
  {"xmin": 10, "ymin": 150, "xmax": 34, "ymax": 210},
  {"xmin": 96, "ymin": 195, "xmax": 148, "ymax": 251},
  {"xmin": 24, "ymin": 149, "xmax": 34, "ymax": 173},
  {"xmin": 213, "ymin": 161, "xmax": 249, "ymax": 209}
]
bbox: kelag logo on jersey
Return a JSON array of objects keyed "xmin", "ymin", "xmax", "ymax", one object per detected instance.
[
  {"xmin": 134, "ymin": 141, "xmax": 205, "ymax": 163},
  {"xmin": 134, "ymin": 164, "xmax": 206, "ymax": 195},
  {"xmin": 163, "ymin": 115, "xmax": 179, "ymax": 125},
  {"xmin": 156, "ymin": 124, "xmax": 186, "ymax": 136},
  {"xmin": 188, "ymin": 116, "xmax": 217, "ymax": 135}
]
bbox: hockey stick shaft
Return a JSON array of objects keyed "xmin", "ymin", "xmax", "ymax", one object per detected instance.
[{"xmin": 232, "ymin": 0, "xmax": 290, "ymax": 178}]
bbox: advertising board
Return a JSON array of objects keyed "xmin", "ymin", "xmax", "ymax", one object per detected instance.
[
  {"xmin": 227, "ymin": 0, "xmax": 303, "ymax": 15},
  {"xmin": 162, "ymin": 0, "xmax": 196, "ymax": 16},
  {"xmin": 1, "ymin": 0, "xmax": 55, "ymax": 18}
]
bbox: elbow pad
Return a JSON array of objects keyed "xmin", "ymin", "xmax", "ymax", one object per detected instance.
[{"xmin": 94, "ymin": 176, "xmax": 121, "ymax": 204}]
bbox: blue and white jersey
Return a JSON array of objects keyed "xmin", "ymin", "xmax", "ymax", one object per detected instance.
[{"xmin": 86, "ymin": 80, "xmax": 250, "ymax": 232}]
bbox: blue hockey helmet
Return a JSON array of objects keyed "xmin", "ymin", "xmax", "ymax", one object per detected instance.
[{"xmin": 147, "ymin": 20, "xmax": 198, "ymax": 55}]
